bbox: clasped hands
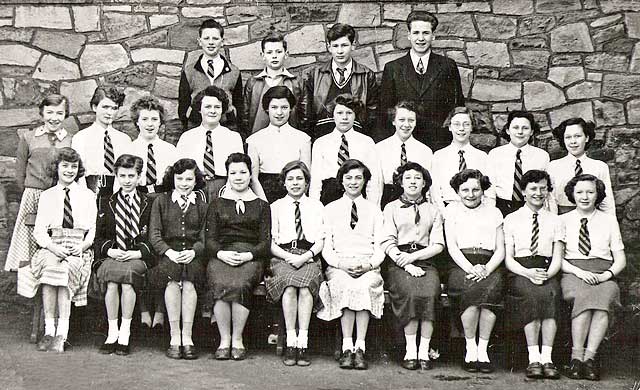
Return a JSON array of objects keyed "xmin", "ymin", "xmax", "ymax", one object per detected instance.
[
  {"xmin": 575, "ymin": 269, "xmax": 611, "ymax": 285},
  {"xmin": 165, "ymin": 249, "xmax": 196, "ymax": 264},
  {"xmin": 217, "ymin": 250, "xmax": 252, "ymax": 266},
  {"xmin": 282, "ymin": 252, "xmax": 312, "ymax": 269},
  {"xmin": 465, "ymin": 264, "xmax": 488, "ymax": 282},
  {"xmin": 393, "ymin": 251, "xmax": 425, "ymax": 278},
  {"xmin": 48, "ymin": 243, "xmax": 82, "ymax": 259},
  {"xmin": 107, "ymin": 248, "xmax": 142, "ymax": 262},
  {"xmin": 523, "ymin": 268, "xmax": 549, "ymax": 285}
]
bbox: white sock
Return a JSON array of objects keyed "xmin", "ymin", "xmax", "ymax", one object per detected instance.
[
  {"xmin": 117, "ymin": 318, "xmax": 132, "ymax": 345},
  {"xmin": 477, "ymin": 338, "xmax": 490, "ymax": 362},
  {"xmin": 465, "ymin": 337, "xmax": 478, "ymax": 362},
  {"xmin": 540, "ymin": 345, "xmax": 553, "ymax": 364},
  {"xmin": 56, "ymin": 318, "xmax": 70, "ymax": 341},
  {"xmin": 140, "ymin": 311, "xmax": 151, "ymax": 326},
  {"xmin": 286, "ymin": 330, "xmax": 297, "ymax": 347},
  {"xmin": 106, "ymin": 319, "xmax": 119, "ymax": 343},
  {"xmin": 528, "ymin": 345, "xmax": 541, "ymax": 364},
  {"xmin": 418, "ymin": 337, "xmax": 431, "ymax": 361},
  {"xmin": 404, "ymin": 334, "xmax": 417, "ymax": 360},
  {"xmin": 181, "ymin": 329, "xmax": 193, "ymax": 346},
  {"xmin": 342, "ymin": 337, "xmax": 354, "ymax": 352},
  {"xmin": 354, "ymin": 339, "xmax": 366, "ymax": 353},
  {"xmin": 298, "ymin": 330, "xmax": 309, "ymax": 349},
  {"xmin": 44, "ymin": 318, "xmax": 56, "ymax": 337}
]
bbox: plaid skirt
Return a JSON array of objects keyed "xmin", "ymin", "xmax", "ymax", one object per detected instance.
[
  {"xmin": 448, "ymin": 253, "xmax": 504, "ymax": 316},
  {"xmin": 5, "ymin": 188, "xmax": 43, "ymax": 271},
  {"xmin": 561, "ymin": 258, "xmax": 621, "ymax": 319},
  {"xmin": 265, "ymin": 257, "xmax": 323, "ymax": 306}
]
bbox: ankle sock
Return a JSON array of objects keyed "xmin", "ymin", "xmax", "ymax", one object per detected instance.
[
  {"xmin": 404, "ymin": 334, "xmax": 417, "ymax": 360},
  {"xmin": 464, "ymin": 337, "xmax": 477, "ymax": 362},
  {"xmin": 44, "ymin": 318, "xmax": 56, "ymax": 337},
  {"xmin": 117, "ymin": 318, "xmax": 132, "ymax": 345},
  {"xmin": 286, "ymin": 330, "xmax": 297, "ymax": 347},
  {"xmin": 477, "ymin": 338, "xmax": 490, "ymax": 362},
  {"xmin": 342, "ymin": 337, "xmax": 354, "ymax": 352},
  {"xmin": 298, "ymin": 330, "xmax": 309, "ymax": 349},
  {"xmin": 540, "ymin": 345, "xmax": 553, "ymax": 364},
  {"xmin": 527, "ymin": 345, "xmax": 540, "ymax": 364},
  {"xmin": 354, "ymin": 339, "xmax": 366, "ymax": 353},
  {"xmin": 418, "ymin": 337, "xmax": 431, "ymax": 361},
  {"xmin": 169, "ymin": 320, "xmax": 181, "ymax": 346}
]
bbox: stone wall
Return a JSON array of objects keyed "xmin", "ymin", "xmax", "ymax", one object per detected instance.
[{"xmin": 1, "ymin": 0, "xmax": 640, "ymax": 263}]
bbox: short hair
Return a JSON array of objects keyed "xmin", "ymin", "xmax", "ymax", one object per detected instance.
[
  {"xmin": 49, "ymin": 147, "xmax": 85, "ymax": 182},
  {"xmin": 521, "ymin": 169, "xmax": 553, "ymax": 192},
  {"xmin": 442, "ymin": 106, "xmax": 476, "ymax": 129},
  {"xmin": 279, "ymin": 160, "xmax": 311, "ymax": 188},
  {"xmin": 224, "ymin": 152, "xmax": 253, "ymax": 173},
  {"xmin": 130, "ymin": 95, "xmax": 166, "ymax": 127},
  {"xmin": 326, "ymin": 23, "xmax": 356, "ymax": 44},
  {"xmin": 39, "ymin": 94, "xmax": 70, "ymax": 119},
  {"xmin": 564, "ymin": 174, "xmax": 607, "ymax": 208},
  {"xmin": 336, "ymin": 159, "xmax": 372, "ymax": 196},
  {"xmin": 90, "ymin": 86, "xmax": 125, "ymax": 109},
  {"xmin": 449, "ymin": 169, "xmax": 491, "ymax": 193},
  {"xmin": 392, "ymin": 162, "xmax": 432, "ymax": 196},
  {"xmin": 261, "ymin": 86, "xmax": 297, "ymax": 112},
  {"xmin": 192, "ymin": 85, "xmax": 229, "ymax": 114},
  {"xmin": 552, "ymin": 117, "xmax": 596, "ymax": 150},
  {"xmin": 390, "ymin": 100, "xmax": 418, "ymax": 121},
  {"xmin": 329, "ymin": 94, "xmax": 364, "ymax": 117},
  {"xmin": 199, "ymin": 19, "xmax": 224, "ymax": 38},
  {"xmin": 261, "ymin": 31, "xmax": 287, "ymax": 51},
  {"xmin": 162, "ymin": 158, "xmax": 206, "ymax": 191},
  {"xmin": 407, "ymin": 10, "xmax": 439, "ymax": 31},
  {"xmin": 114, "ymin": 154, "xmax": 144, "ymax": 175},
  {"xmin": 501, "ymin": 110, "xmax": 540, "ymax": 142}
]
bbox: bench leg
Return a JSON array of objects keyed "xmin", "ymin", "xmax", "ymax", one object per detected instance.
[
  {"xmin": 334, "ymin": 322, "xmax": 342, "ymax": 361},
  {"xmin": 276, "ymin": 306, "xmax": 285, "ymax": 356},
  {"xmin": 30, "ymin": 294, "xmax": 43, "ymax": 343}
]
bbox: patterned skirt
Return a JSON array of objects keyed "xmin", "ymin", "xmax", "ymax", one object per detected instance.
[
  {"xmin": 265, "ymin": 258, "xmax": 323, "ymax": 305},
  {"xmin": 448, "ymin": 253, "xmax": 504, "ymax": 316},
  {"xmin": 561, "ymin": 258, "xmax": 621, "ymax": 319},
  {"xmin": 94, "ymin": 258, "xmax": 148, "ymax": 296},
  {"xmin": 147, "ymin": 255, "xmax": 206, "ymax": 291},
  {"xmin": 5, "ymin": 188, "xmax": 43, "ymax": 271}
]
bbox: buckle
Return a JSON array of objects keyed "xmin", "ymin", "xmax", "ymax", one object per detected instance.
[
  {"xmin": 97, "ymin": 174, "xmax": 105, "ymax": 188},
  {"xmin": 410, "ymin": 242, "xmax": 418, "ymax": 251},
  {"xmin": 291, "ymin": 240, "xmax": 298, "ymax": 250},
  {"xmin": 146, "ymin": 184, "xmax": 155, "ymax": 194}
]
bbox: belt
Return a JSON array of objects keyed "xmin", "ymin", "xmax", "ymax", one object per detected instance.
[{"xmin": 460, "ymin": 247, "xmax": 493, "ymax": 256}]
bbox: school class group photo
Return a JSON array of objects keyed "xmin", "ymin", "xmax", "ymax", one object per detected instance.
[{"xmin": 3, "ymin": 10, "xmax": 630, "ymax": 384}]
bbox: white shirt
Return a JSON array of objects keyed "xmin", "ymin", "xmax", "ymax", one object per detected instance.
[
  {"xmin": 130, "ymin": 136, "xmax": 177, "ymax": 186},
  {"xmin": 246, "ymin": 123, "xmax": 311, "ymax": 174},
  {"xmin": 200, "ymin": 54, "xmax": 224, "ymax": 82},
  {"xmin": 486, "ymin": 143, "xmax": 550, "ymax": 200},
  {"xmin": 71, "ymin": 122, "xmax": 132, "ymax": 176},
  {"xmin": 310, "ymin": 128, "xmax": 382, "ymax": 206},
  {"xmin": 271, "ymin": 195, "xmax": 324, "ymax": 244},
  {"xmin": 375, "ymin": 134, "xmax": 433, "ymax": 185},
  {"xmin": 444, "ymin": 202, "xmax": 503, "ymax": 252},
  {"xmin": 332, "ymin": 59, "xmax": 353, "ymax": 85},
  {"xmin": 548, "ymin": 154, "xmax": 615, "ymax": 214},
  {"xmin": 175, "ymin": 125, "xmax": 243, "ymax": 176},
  {"xmin": 561, "ymin": 209, "xmax": 624, "ymax": 261},
  {"xmin": 256, "ymin": 68, "xmax": 296, "ymax": 87},
  {"xmin": 410, "ymin": 50, "xmax": 431, "ymax": 74},
  {"xmin": 504, "ymin": 205, "xmax": 565, "ymax": 258}
]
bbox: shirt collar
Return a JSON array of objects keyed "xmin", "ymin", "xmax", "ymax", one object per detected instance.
[
  {"xmin": 393, "ymin": 133, "xmax": 414, "ymax": 145},
  {"xmin": 341, "ymin": 193, "xmax": 363, "ymax": 204},
  {"xmin": 172, "ymin": 190, "xmax": 196, "ymax": 205},
  {"xmin": 220, "ymin": 187, "xmax": 258, "ymax": 202},
  {"xmin": 507, "ymin": 142, "xmax": 531, "ymax": 154},
  {"xmin": 256, "ymin": 68, "xmax": 295, "ymax": 79},
  {"xmin": 266, "ymin": 122, "xmax": 293, "ymax": 133},
  {"xmin": 567, "ymin": 153, "xmax": 587, "ymax": 163},
  {"xmin": 410, "ymin": 50, "xmax": 431, "ymax": 69},
  {"xmin": 57, "ymin": 181, "xmax": 79, "ymax": 192},
  {"xmin": 332, "ymin": 59, "xmax": 353, "ymax": 77},
  {"xmin": 34, "ymin": 126, "xmax": 68, "ymax": 141},
  {"xmin": 332, "ymin": 128, "xmax": 353, "ymax": 139},
  {"xmin": 286, "ymin": 194, "xmax": 306, "ymax": 204}
]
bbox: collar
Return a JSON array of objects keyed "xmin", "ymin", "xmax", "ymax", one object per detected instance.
[
  {"xmin": 332, "ymin": 60, "xmax": 353, "ymax": 76},
  {"xmin": 410, "ymin": 50, "xmax": 431, "ymax": 69},
  {"xmin": 195, "ymin": 53, "xmax": 232, "ymax": 75},
  {"xmin": 566, "ymin": 153, "xmax": 587, "ymax": 163},
  {"xmin": 573, "ymin": 208, "xmax": 597, "ymax": 222},
  {"xmin": 220, "ymin": 187, "xmax": 258, "ymax": 202},
  {"xmin": 134, "ymin": 135, "xmax": 160, "ymax": 146},
  {"xmin": 331, "ymin": 128, "xmax": 353, "ymax": 139},
  {"xmin": 119, "ymin": 189, "xmax": 138, "ymax": 203},
  {"xmin": 34, "ymin": 126, "xmax": 68, "ymax": 141},
  {"xmin": 506, "ymin": 142, "xmax": 531, "ymax": 154},
  {"xmin": 341, "ymin": 193, "xmax": 363, "ymax": 204},
  {"xmin": 172, "ymin": 190, "xmax": 196, "ymax": 205},
  {"xmin": 449, "ymin": 142, "xmax": 472, "ymax": 152},
  {"xmin": 522, "ymin": 204, "xmax": 545, "ymax": 217},
  {"xmin": 196, "ymin": 124, "xmax": 224, "ymax": 135},
  {"xmin": 256, "ymin": 68, "xmax": 295, "ymax": 79},
  {"xmin": 393, "ymin": 133, "xmax": 414, "ymax": 145},
  {"xmin": 57, "ymin": 181, "xmax": 79, "ymax": 192},
  {"xmin": 285, "ymin": 194, "xmax": 307, "ymax": 205},
  {"xmin": 266, "ymin": 122, "xmax": 294, "ymax": 133}
]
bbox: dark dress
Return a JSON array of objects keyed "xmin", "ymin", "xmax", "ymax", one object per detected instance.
[{"xmin": 206, "ymin": 197, "xmax": 271, "ymax": 308}]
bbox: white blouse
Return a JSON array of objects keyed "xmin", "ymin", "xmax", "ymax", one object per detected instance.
[
  {"xmin": 561, "ymin": 209, "xmax": 624, "ymax": 261},
  {"xmin": 503, "ymin": 205, "xmax": 564, "ymax": 258},
  {"xmin": 271, "ymin": 195, "xmax": 324, "ymax": 244},
  {"xmin": 443, "ymin": 201, "xmax": 503, "ymax": 252}
]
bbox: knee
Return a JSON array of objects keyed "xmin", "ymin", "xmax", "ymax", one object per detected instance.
[
  {"xmin": 182, "ymin": 281, "xmax": 196, "ymax": 293},
  {"xmin": 121, "ymin": 284, "xmax": 134, "ymax": 293},
  {"xmin": 298, "ymin": 288, "xmax": 312, "ymax": 299},
  {"xmin": 106, "ymin": 283, "xmax": 119, "ymax": 292},
  {"xmin": 283, "ymin": 287, "xmax": 296, "ymax": 299}
]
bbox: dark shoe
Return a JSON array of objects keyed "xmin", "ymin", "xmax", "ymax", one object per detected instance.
[
  {"xmin": 165, "ymin": 345, "xmax": 182, "ymax": 359},
  {"xmin": 582, "ymin": 359, "xmax": 600, "ymax": 381},
  {"xmin": 99, "ymin": 341, "xmax": 117, "ymax": 355},
  {"xmin": 182, "ymin": 345, "xmax": 198, "ymax": 360},
  {"xmin": 49, "ymin": 335, "xmax": 65, "ymax": 353},
  {"xmin": 283, "ymin": 347, "xmax": 297, "ymax": 366},
  {"xmin": 463, "ymin": 360, "xmax": 478, "ymax": 373},
  {"xmin": 115, "ymin": 343, "xmax": 130, "ymax": 356},
  {"xmin": 525, "ymin": 362, "xmax": 544, "ymax": 378},
  {"xmin": 231, "ymin": 347, "xmax": 246, "ymax": 361},
  {"xmin": 213, "ymin": 347, "xmax": 231, "ymax": 360},
  {"xmin": 542, "ymin": 362, "xmax": 560, "ymax": 379},
  {"xmin": 338, "ymin": 350, "xmax": 354, "ymax": 369},
  {"xmin": 401, "ymin": 359, "xmax": 419, "ymax": 370},
  {"xmin": 478, "ymin": 361, "xmax": 495, "ymax": 374},
  {"xmin": 565, "ymin": 359, "xmax": 583, "ymax": 380},
  {"xmin": 37, "ymin": 335, "xmax": 54, "ymax": 352},
  {"xmin": 420, "ymin": 359, "xmax": 433, "ymax": 371},
  {"xmin": 353, "ymin": 348, "xmax": 368, "ymax": 370},
  {"xmin": 297, "ymin": 348, "xmax": 311, "ymax": 366}
]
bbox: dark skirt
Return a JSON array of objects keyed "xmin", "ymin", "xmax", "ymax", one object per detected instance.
[
  {"xmin": 381, "ymin": 183, "xmax": 402, "ymax": 209},
  {"xmin": 265, "ymin": 241, "xmax": 323, "ymax": 306},
  {"xmin": 506, "ymin": 256, "xmax": 560, "ymax": 328},
  {"xmin": 95, "ymin": 258, "xmax": 148, "ymax": 295},
  {"xmin": 448, "ymin": 253, "xmax": 504, "ymax": 316},
  {"xmin": 147, "ymin": 255, "xmax": 207, "ymax": 291},
  {"xmin": 561, "ymin": 258, "xmax": 621, "ymax": 319},
  {"xmin": 259, "ymin": 173, "xmax": 287, "ymax": 204},
  {"xmin": 320, "ymin": 177, "xmax": 343, "ymax": 206}
]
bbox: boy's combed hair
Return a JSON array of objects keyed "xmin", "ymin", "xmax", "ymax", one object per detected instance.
[
  {"xmin": 130, "ymin": 95, "xmax": 166, "ymax": 127},
  {"xmin": 49, "ymin": 147, "xmax": 85, "ymax": 182},
  {"xmin": 199, "ymin": 18, "xmax": 224, "ymax": 37},
  {"xmin": 162, "ymin": 158, "xmax": 206, "ymax": 191},
  {"xmin": 114, "ymin": 154, "xmax": 144, "ymax": 175},
  {"xmin": 39, "ymin": 94, "xmax": 70, "ymax": 119},
  {"xmin": 326, "ymin": 23, "xmax": 356, "ymax": 44},
  {"xmin": 192, "ymin": 85, "xmax": 230, "ymax": 114},
  {"xmin": 90, "ymin": 86, "xmax": 126, "ymax": 108},
  {"xmin": 261, "ymin": 86, "xmax": 297, "ymax": 112},
  {"xmin": 406, "ymin": 10, "xmax": 439, "ymax": 31},
  {"xmin": 261, "ymin": 31, "xmax": 287, "ymax": 51}
]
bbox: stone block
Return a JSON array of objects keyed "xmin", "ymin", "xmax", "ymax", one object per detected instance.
[
  {"xmin": 224, "ymin": 25, "xmax": 249, "ymax": 46},
  {"xmin": 492, "ymin": 102, "xmax": 523, "ymax": 112},
  {"xmin": 250, "ymin": 17, "xmax": 288, "ymax": 40},
  {"xmin": 118, "ymin": 87, "xmax": 150, "ymax": 122},
  {"xmin": 103, "ymin": 13, "xmax": 147, "ymax": 41},
  {"xmin": 0, "ymin": 28, "xmax": 33, "ymax": 43},
  {"xmin": 103, "ymin": 5, "xmax": 130, "ymax": 12},
  {"xmin": 133, "ymin": 5, "xmax": 158, "ymax": 13},
  {"xmin": 393, "ymin": 24, "xmax": 410, "ymax": 49},
  {"xmin": 352, "ymin": 46, "xmax": 377, "ymax": 72},
  {"xmin": 604, "ymin": 38, "xmax": 637, "ymax": 53},
  {"xmin": 550, "ymin": 23, "xmax": 594, "ymax": 53},
  {"xmin": 160, "ymin": 6, "xmax": 179, "ymax": 13},
  {"xmin": 126, "ymin": 30, "xmax": 168, "ymax": 48},
  {"xmin": 437, "ymin": 14, "xmax": 478, "ymax": 38},
  {"xmin": 104, "ymin": 63, "xmax": 155, "ymax": 88},
  {"xmin": 511, "ymin": 50, "xmax": 550, "ymax": 69},
  {"xmin": 459, "ymin": 67, "xmax": 474, "ymax": 98},
  {"xmin": 593, "ymin": 24, "xmax": 626, "ymax": 49},
  {"xmin": 550, "ymin": 54, "xmax": 582, "ymax": 66},
  {"xmin": 168, "ymin": 21, "xmax": 201, "ymax": 50},
  {"xmin": 536, "ymin": 0, "xmax": 581, "ymax": 13},
  {"xmin": 587, "ymin": 72, "xmax": 603, "ymax": 81},
  {"xmin": 566, "ymin": 81, "xmax": 601, "ymax": 100},
  {"xmin": 228, "ymin": 41, "xmax": 263, "ymax": 70},
  {"xmin": 80, "ymin": 44, "xmax": 130, "ymax": 76},
  {"xmin": 15, "ymin": 6, "xmax": 71, "ymax": 29},
  {"xmin": 378, "ymin": 52, "xmax": 405, "ymax": 69},
  {"xmin": 337, "ymin": 3, "xmax": 380, "ymax": 27},
  {"xmin": 413, "ymin": 4, "xmax": 437, "ymax": 12},
  {"xmin": 509, "ymin": 37, "xmax": 547, "ymax": 50},
  {"xmin": 182, "ymin": 7, "xmax": 224, "ymax": 19},
  {"xmin": 524, "ymin": 81, "xmax": 566, "ymax": 110},
  {"xmin": 585, "ymin": 52, "xmax": 629, "ymax": 72},
  {"xmin": 627, "ymin": 99, "xmax": 640, "ymax": 124},
  {"xmin": 0, "ymin": 6, "xmax": 12, "ymax": 18},
  {"xmin": 477, "ymin": 68, "xmax": 499, "ymax": 78},
  {"xmin": 186, "ymin": 0, "xmax": 229, "ymax": 4},
  {"xmin": 375, "ymin": 43, "xmax": 395, "ymax": 54},
  {"xmin": 439, "ymin": 2, "xmax": 491, "ymax": 13},
  {"xmin": 357, "ymin": 29, "xmax": 393, "ymax": 45},
  {"xmin": 601, "ymin": 0, "xmax": 640, "ymax": 13},
  {"xmin": 556, "ymin": 10, "xmax": 601, "ymax": 25},
  {"xmin": 286, "ymin": 56, "xmax": 317, "ymax": 69},
  {"xmin": 518, "ymin": 15, "xmax": 555, "ymax": 36},
  {"xmin": 32, "ymin": 31, "xmax": 86, "ymax": 59},
  {"xmin": 157, "ymin": 64, "xmax": 182, "ymax": 78},
  {"xmin": 0, "ymin": 45, "xmax": 40, "ymax": 67},
  {"xmin": 492, "ymin": 0, "xmax": 534, "ymax": 15},
  {"xmin": 591, "ymin": 14, "xmax": 623, "ymax": 28},
  {"xmin": 466, "ymin": 41, "xmax": 510, "ymax": 67},
  {"xmin": 548, "ymin": 66, "xmax": 584, "ymax": 87},
  {"xmin": 472, "ymin": 79, "xmax": 521, "ymax": 102},
  {"xmin": 627, "ymin": 13, "xmax": 640, "ymax": 39},
  {"xmin": 500, "ymin": 67, "xmax": 546, "ymax": 81},
  {"xmin": 287, "ymin": 25, "xmax": 326, "ymax": 55},
  {"xmin": 131, "ymin": 48, "xmax": 185, "ymax": 64},
  {"xmin": 549, "ymin": 102, "xmax": 594, "ymax": 128},
  {"xmin": 603, "ymin": 74, "xmax": 640, "ymax": 99},
  {"xmin": 0, "ymin": 108, "xmax": 40, "ymax": 127},
  {"xmin": 87, "ymin": 32, "xmax": 104, "ymax": 43},
  {"xmin": 226, "ymin": 6, "xmax": 264, "ymax": 25},
  {"xmin": 288, "ymin": 4, "xmax": 339, "ymax": 24},
  {"xmin": 2, "ymin": 79, "xmax": 56, "ymax": 109},
  {"xmin": 153, "ymin": 76, "xmax": 180, "ymax": 99},
  {"xmin": 150, "ymin": 14, "xmax": 179, "ymax": 30},
  {"xmin": 631, "ymin": 42, "xmax": 640, "ymax": 73},
  {"xmin": 32, "ymin": 55, "xmax": 80, "ymax": 81},
  {"xmin": 594, "ymin": 100, "xmax": 626, "ymax": 126},
  {"xmin": 383, "ymin": 4, "xmax": 411, "ymax": 21},
  {"xmin": 432, "ymin": 40, "xmax": 465, "ymax": 49},
  {"xmin": 475, "ymin": 15, "xmax": 516, "ymax": 40},
  {"xmin": 447, "ymin": 51, "xmax": 468, "ymax": 65},
  {"xmin": 72, "ymin": 6, "xmax": 100, "ymax": 32}
]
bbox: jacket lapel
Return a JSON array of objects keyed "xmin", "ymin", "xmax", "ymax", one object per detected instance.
[
  {"xmin": 419, "ymin": 54, "xmax": 444, "ymax": 96},
  {"xmin": 400, "ymin": 54, "xmax": 421, "ymax": 95}
]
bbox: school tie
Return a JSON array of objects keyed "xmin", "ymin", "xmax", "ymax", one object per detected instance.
[
  {"xmin": 146, "ymin": 143, "xmax": 157, "ymax": 186},
  {"xmin": 350, "ymin": 201, "xmax": 358, "ymax": 230},
  {"xmin": 575, "ymin": 159, "xmax": 583, "ymax": 176},
  {"xmin": 416, "ymin": 58, "xmax": 425, "ymax": 74},
  {"xmin": 294, "ymin": 201, "xmax": 304, "ymax": 240},
  {"xmin": 204, "ymin": 130, "xmax": 216, "ymax": 178},
  {"xmin": 578, "ymin": 218, "xmax": 591, "ymax": 256},
  {"xmin": 530, "ymin": 212, "xmax": 539, "ymax": 255},
  {"xmin": 336, "ymin": 67, "xmax": 346, "ymax": 85},
  {"xmin": 400, "ymin": 143, "xmax": 407, "ymax": 166},
  {"xmin": 458, "ymin": 150, "xmax": 467, "ymax": 171},
  {"xmin": 512, "ymin": 149, "xmax": 523, "ymax": 202},
  {"xmin": 180, "ymin": 194, "xmax": 190, "ymax": 213},
  {"xmin": 62, "ymin": 187, "xmax": 73, "ymax": 229},
  {"xmin": 104, "ymin": 130, "xmax": 115, "ymax": 175},
  {"xmin": 129, "ymin": 193, "xmax": 141, "ymax": 238},
  {"xmin": 338, "ymin": 134, "xmax": 349, "ymax": 167},
  {"xmin": 207, "ymin": 59, "xmax": 215, "ymax": 79},
  {"xmin": 115, "ymin": 193, "xmax": 129, "ymax": 250}
]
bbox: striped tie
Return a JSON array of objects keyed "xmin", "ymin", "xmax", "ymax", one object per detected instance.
[
  {"xmin": 62, "ymin": 187, "xmax": 73, "ymax": 229},
  {"xmin": 180, "ymin": 194, "xmax": 189, "ymax": 213},
  {"xmin": 575, "ymin": 159, "xmax": 583, "ymax": 176},
  {"xmin": 416, "ymin": 58, "xmax": 425, "ymax": 74},
  {"xmin": 336, "ymin": 67, "xmax": 346, "ymax": 85},
  {"xmin": 129, "ymin": 193, "xmax": 141, "ymax": 238},
  {"xmin": 458, "ymin": 150, "xmax": 467, "ymax": 171},
  {"xmin": 350, "ymin": 201, "xmax": 358, "ymax": 229},
  {"xmin": 204, "ymin": 130, "xmax": 215, "ymax": 178},
  {"xmin": 294, "ymin": 201, "xmax": 304, "ymax": 240},
  {"xmin": 338, "ymin": 134, "xmax": 349, "ymax": 167},
  {"xmin": 207, "ymin": 59, "xmax": 215, "ymax": 79},
  {"xmin": 104, "ymin": 130, "xmax": 115, "ymax": 174},
  {"xmin": 578, "ymin": 218, "xmax": 591, "ymax": 256},
  {"xmin": 146, "ymin": 143, "xmax": 157, "ymax": 186},
  {"xmin": 512, "ymin": 149, "xmax": 523, "ymax": 202},
  {"xmin": 115, "ymin": 193, "xmax": 129, "ymax": 250},
  {"xmin": 531, "ymin": 212, "xmax": 539, "ymax": 255},
  {"xmin": 400, "ymin": 143, "xmax": 407, "ymax": 166}
]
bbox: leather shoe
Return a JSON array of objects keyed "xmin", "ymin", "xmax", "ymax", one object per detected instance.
[
  {"xmin": 296, "ymin": 348, "xmax": 310, "ymax": 366},
  {"xmin": 463, "ymin": 360, "xmax": 478, "ymax": 373},
  {"xmin": 115, "ymin": 343, "xmax": 130, "ymax": 356},
  {"xmin": 542, "ymin": 362, "xmax": 560, "ymax": 379},
  {"xmin": 582, "ymin": 359, "xmax": 600, "ymax": 381},
  {"xmin": 283, "ymin": 347, "xmax": 297, "ymax": 366},
  {"xmin": 182, "ymin": 345, "xmax": 198, "ymax": 360},
  {"xmin": 525, "ymin": 362, "xmax": 544, "ymax": 378},
  {"xmin": 353, "ymin": 348, "xmax": 368, "ymax": 370},
  {"xmin": 478, "ymin": 361, "xmax": 495, "ymax": 373},
  {"xmin": 231, "ymin": 347, "xmax": 247, "ymax": 361},
  {"xmin": 213, "ymin": 347, "xmax": 231, "ymax": 360},
  {"xmin": 565, "ymin": 359, "xmax": 582, "ymax": 380},
  {"xmin": 165, "ymin": 345, "xmax": 182, "ymax": 359},
  {"xmin": 37, "ymin": 335, "xmax": 54, "ymax": 352},
  {"xmin": 338, "ymin": 350, "xmax": 354, "ymax": 369},
  {"xmin": 420, "ymin": 359, "xmax": 433, "ymax": 371},
  {"xmin": 401, "ymin": 359, "xmax": 419, "ymax": 370}
]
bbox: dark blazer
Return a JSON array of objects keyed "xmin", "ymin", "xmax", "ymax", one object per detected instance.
[
  {"xmin": 94, "ymin": 190, "xmax": 155, "ymax": 267},
  {"xmin": 378, "ymin": 52, "xmax": 464, "ymax": 150}
]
